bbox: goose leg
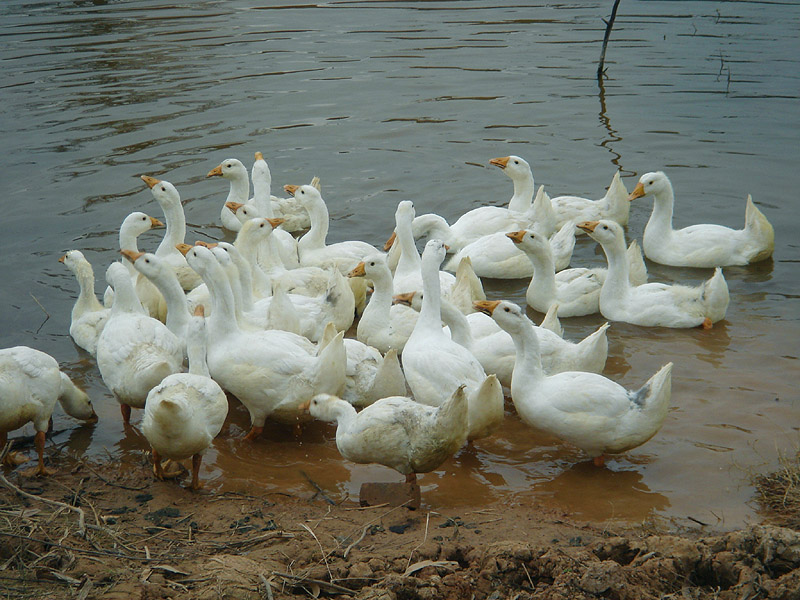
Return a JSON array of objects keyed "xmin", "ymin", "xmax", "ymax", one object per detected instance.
[
  {"xmin": 243, "ymin": 425, "xmax": 263, "ymax": 442},
  {"xmin": 593, "ymin": 455, "xmax": 607, "ymax": 467},
  {"xmin": 152, "ymin": 448, "xmax": 165, "ymax": 480},
  {"xmin": 120, "ymin": 403, "xmax": 132, "ymax": 424},
  {"xmin": 190, "ymin": 453, "xmax": 204, "ymax": 491},
  {"xmin": 22, "ymin": 431, "xmax": 55, "ymax": 477},
  {"xmin": 701, "ymin": 317, "xmax": 713, "ymax": 330},
  {"xmin": 405, "ymin": 473, "xmax": 417, "ymax": 485}
]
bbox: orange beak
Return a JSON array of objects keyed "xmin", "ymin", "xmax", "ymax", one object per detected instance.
[
  {"xmin": 348, "ymin": 262, "xmax": 366, "ymax": 278},
  {"xmin": 58, "ymin": 254, "xmax": 66, "ymax": 263},
  {"xmin": 392, "ymin": 292, "xmax": 415, "ymax": 306},
  {"xmin": 254, "ymin": 151, "xmax": 264, "ymax": 161},
  {"xmin": 85, "ymin": 410, "xmax": 99, "ymax": 424},
  {"xmin": 175, "ymin": 243, "xmax": 193, "ymax": 256},
  {"xmin": 284, "ymin": 184, "xmax": 300, "ymax": 196},
  {"xmin": 140, "ymin": 175, "xmax": 160, "ymax": 189},
  {"xmin": 150, "ymin": 217, "xmax": 164, "ymax": 228},
  {"xmin": 489, "ymin": 156, "xmax": 510, "ymax": 169},
  {"xmin": 120, "ymin": 249, "xmax": 145, "ymax": 263},
  {"xmin": 194, "ymin": 305, "xmax": 205, "ymax": 317},
  {"xmin": 267, "ymin": 217, "xmax": 285, "ymax": 228},
  {"xmin": 298, "ymin": 400, "xmax": 311, "ymax": 412},
  {"xmin": 225, "ymin": 201, "xmax": 244, "ymax": 213},
  {"xmin": 384, "ymin": 231, "xmax": 397, "ymax": 251},
  {"xmin": 576, "ymin": 221, "xmax": 599, "ymax": 233},
  {"xmin": 506, "ymin": 230, "xmax": 526, "ymax": 244},
  {"xmin": 628, "ymin": 182, "xmax": 646, "ymax": 201},
  {"xmin": 207, "ymin": 165, "xmax": 223, "ymax": 178},
  {"xmin": 195, "ymin": 241, "xmax": 218, "ymax": 249},
  {"xmin": 473, "ymin": 300, "xmax": 501, "ymax": 316}
]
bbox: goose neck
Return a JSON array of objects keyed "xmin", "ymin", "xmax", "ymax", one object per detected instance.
[
  {"xmin": 508, "ymin": 171, "xmax": 535, "ymax": 213},
  {"xmin": 647, "ymin": 186, "xmax": 675, "ymax": 233},
  {"xmin": 396, "ymin": 213, "xmax": 421, "ymax": 273},
  {"xmin": 74, "ymin": 265, "xmax": 103, "ymax": 312},
  {"xmin": 439, "ymin": 298, "xmax": 472, "ymax": 347},
  {"xmin": 417, "ymin": 251, "xmax": 444, "ymax": 330},
  {"xmin": 510, "ymin": 319, "xmax": 544, "ymax": 381},
  {"xmin": 299, "ymin": 198, "xmax": 329, "ymax": 251},
  {"xmin": 156, "ymin": 199, "xmax": 187, "ymax": 254}
]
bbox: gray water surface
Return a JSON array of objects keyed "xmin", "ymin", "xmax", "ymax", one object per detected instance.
[{"xmin": 1, "ymin": 0, "xmax": 798, "ymax": 528}]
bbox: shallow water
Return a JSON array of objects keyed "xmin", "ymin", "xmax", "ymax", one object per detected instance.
[{"xmin": 1, "ymin": 1, "xmax": 798, "ymax": 529}]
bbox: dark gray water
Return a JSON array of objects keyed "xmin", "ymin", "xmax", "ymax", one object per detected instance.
[{"xmin": 1, "ymin": 0, "xmax": 798, "ymax": 528}]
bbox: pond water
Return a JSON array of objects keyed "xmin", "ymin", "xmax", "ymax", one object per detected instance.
[{"xmin": 1, "ymin": 0, "xmax": 798, "ymax": 529}]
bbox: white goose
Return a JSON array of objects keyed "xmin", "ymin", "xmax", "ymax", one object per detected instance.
[
  {"xmin": 103, "ymin": 211, "xmax": 165, "ymax": 319},
  {"xmin": 580, "ymin": 220, "xmax": 730, "ymax": 328},
  {"xmin": 550, "ymin": 171, "xmax": 630, "ymax": 230},
  {"xmin": 142, "ymin": 308, "xmax": 228, "ymax": 490},
  {"xmin": 401, "ymin": 239, "xmax": 504, "ymax": 441},
  {"xmin": 225, "ymin": 200, "xmax": 300, "ymax": 270},
  {"xmin": 443, "ymin": 220, "xmax": 576, "ymax": 279},
  {"xmin": 0, "ymin": 346, "xmax": 97, "ymax": 476},
  {"xmin": 141, "ymin": 175, "xmax": 203, "ymax": 291},
  {"xmin": 59, "ymin": 250, "xmax": 110, "ymax": 356},
  {"xmin": 351, "ymin": 254, "xmax": 418, "ymax": 354},
  {"xmin": 395, "ymin": 291, "xmax": 610, "ymax": 387},
  {"xmin": 207, "ymin": 157, "xmax": 253, "ymax": 232},
  {"xmin": 476, "ymin": 300, "xmax": 672, "ymax": 466},
  {"xmin": 506, "ymin": 229, "xmax": 648, "ymax": 317},
  {"xmin": 96, "ymin": 262, "xmax": 184, "ymax": 423},
  {"xmin": 302, "ymin": 387, "xmax": 468, "ymax": 484},
  {"xmin": 409, "ymin": 155, "xmax": 540, "ymax": 251},
  {"xmin": 181, "ymin": 244, "xmax": 345, "ymax": 438},
  {"xmin": 287, "ymin": 183, "xmax": 383, "ymax": 273},
  {"xmin": 630, "ymin": 171, "xmax": 774, "ymax": 267}
]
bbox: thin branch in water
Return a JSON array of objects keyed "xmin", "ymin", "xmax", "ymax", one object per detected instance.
[{"xmin": 597, "ymin": 0, "xmax": 622, "ymax": 80}]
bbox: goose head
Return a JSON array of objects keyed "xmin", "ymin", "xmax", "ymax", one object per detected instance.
[
  {"xmin": 141, "ymin": 176, "xmax": 182, "ymax": 207},
  {"xmin": 59, "ymin": 383, "xmax": 97, "ymax": 422},
  {"xmin": 301, "ymin": 393, "xmax": 343, "ymax": 421},
  {"xmin": 395, "ymin": 200, "xmax": 416, "ymax": 223},
  {"xmin": 207, "ymin": 158, "xmax": 248, "ymax": 181},
  {"xmin": 474, "ymin": 300, "xmax": 528, "ymax": 334},
  {"xmin": 506, "ymin": 229, "xmax": 550, "ymax": 257},
  {"xmin": 283, "ymin": 183, "xmax": 321, "ymax": 207},
  {"xmin": 59, "ymin": 249, "xmax": 90, "ymax": 273},
  {"xmin": 239, "ymin": 217, "xmax": 284, "ymax": 243},
  {"xmin": 120, "ymin": 211, "xmax": 163, "ymax": 238},
  {"xmin": 490, "ymin": 155, "xmax": 532, "ymax": 181},
  {"xmin": 629, "ymin": 171, "xmax": 669, "ymax": 201},
  {"xmin": 577, "ymin": 219, "xmax": 624, "ymax": 247},
  {"xmin": 180, "ymin": 244, "xmax": 217, "ymax": 278},
  {"xmin": 105, "ymin": 261, "xmax": 132, "ymax": 289},
  {"xmin": 251, "ymin": 152, "xmax": 272, "ymax": 184},
  {"xmin": 421, "ymin": 239, "xmax": 448, "ymax": 266},
  {"xmin": 123, "ymin": 250, "xmax": 168, "ymax": 281}
]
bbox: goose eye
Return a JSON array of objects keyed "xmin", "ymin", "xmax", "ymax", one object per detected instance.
[
  {"xmin": 145, "ymin": 258, "xmax": 150, "ymax": 263},
  {"xmin": 513, "ymin": 160, "xmax": 519, "ymax": 164},
  {"xmin": 648, "ymin": 180, "xmax": 654, "ymax": 185},
  {"xmin": 300, "ymin": 190, "xmax": 305, "ymax": 195},
  {"xmin": 369, "ymin": 262, "xmax": 375, "ymax": 266},
  {"xmin": 602, "ymin": 225, "xmax": 608, "ymax": 230},
  {"xmin": 259, "ymin": 223, "xmax": 265, "ymax": 228},
  {"xmin": 504, "ymin": 307, "xmax": 510, "ymax": 312}
]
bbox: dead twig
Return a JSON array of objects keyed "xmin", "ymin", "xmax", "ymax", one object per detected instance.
[
  {"xmin": 273, "ymin": 571, "xmax": 353, "ymax": 596},
  {"xmin": 0, "ymin": 472, "xmax": 86, "ymax": 537},
  {"xmin": 597, "ymin": 0, "xmax": 622, "ymax": 80},
  {"xmin": 299, "ymin": 522, "xmax": 333, "ymax": 582},
  {"xmin": 300, "ymin": 470, "xmax": 336, "ymax": 505}
]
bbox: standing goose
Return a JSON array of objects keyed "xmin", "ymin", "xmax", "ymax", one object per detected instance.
[
  {"xmin": 303, "ymin": 387, "xmax": 468, "ymax": 485},
  {"xmin": 630, "ymin": 171, "xmax": 774, "ymax": 267},
  {"xmin": 0, "ymin": 346, "xmax": 97, "ymax": 476},
  {"xmin": 103, "ymin": 211, "xmax": 165, "ymax": 319},
  {"xmin": 506, "ymin": 229, "xmax": 648, "ymax": 317},
  {"xmin": 142, "ymin": 308, "xmax": 228, "ymax": 490},
  {"xmin": 141, "ymin": 175, "xmax": 203, "ymax": 291},
  {"xmin": 96, "ymin": 262, "xmax": 184, "ymax": 423},
  {"xmin": 476, "ymin": 300, "xmax": 672, "ymax": 466},
  {"xmin": 59, "ymin": 250, "xmax": 110, "ymax": 356},
  {"xmin": 180, "ymin": 244, "xmax": 345, "ymax": 438},
  {"xmin": 580, "ymin": 220, "xmax": 730, "ymax": 328},
  {"xmin": 395, "ymin": 291, "xmax": 610, "ymax": 387},
  {"xmin": 350, "ymin": 254, "xmax": 418, "ymax": 354},
  {"xmin": 401, "ymin": 239, "xmax": 504, "ymax": 441}
]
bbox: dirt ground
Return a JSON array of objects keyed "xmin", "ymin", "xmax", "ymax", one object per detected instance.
[{"xmin": 1, "ymin": 446, "xmax": 799, "ymax": 600}]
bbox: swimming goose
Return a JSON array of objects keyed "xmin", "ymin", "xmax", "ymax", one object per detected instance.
[
  {"xmin": 302, "ymin": 386, "xmax": 468, "ymax": 484},
  {"xmin": 286, "ymin": 183, "xmax": 383, "ymax": 273},
  {"xmin": 408, "ymin": 156, "xmax": 540, "ymax": 252},
  {"xmin": 103, "ymin": 211, "xmax": 166, "ymax": 319},
  {"xmin": 141, "ymin": 175, "xmax": 203, "ymax": 291},
  {"xmin": 96, "ymin": 262, "xmax": 184, "ymax": 423},
  {"xmin": 207, "ymin": 157, "xmax": 252, "ymax": 232},
  {"xmin": 252, "ymin": 152, "xmax": 311, "ymax": 233},
  {"xmin": 225, "ymin": 200, "xmax": 300, "ymax": 270},
  {"xmin": 506, "ymin": 229, "xmax": 648, "ymax": 317},
  {"xmin": 180, "ymin": 244, "xmax": 345, "ymax": 438},
  {"xmin": 443, "ymin": 220, "xmax": 576, "ymax": 279},
  {"xmin": 142, "ymin": 308, "xmax": 228, "ymax": 490},
  {"xmin": 630, "ymin": 171, "xmax": 775, "ymax": 267},
  {"xmin": 395, "ymin": 291, "xmax": 609, "ymax": 387},
  {"xmin": 476, "ymin": 300, "xmax": 672, "ymax": 465},
  {"xmin": 550, "ymin": 171, "xmax": 630, "ymax": 230},
  {"xmin": 351, "ymin": 254, "xmax": 418, "ymax": 354},
  {"xmin": 59, "ymin": 250, "xmax": 110, "ymax": 356},
  {"xmin": 0, "ymin": 346, "xmax": 96, "ymax": 476},
  {"xmin": 580, "ymin": 220, "xmax": 730, "ymax": 328},
  {"xmin": 401, "ymin": 239, "xmax": 503, "ymax": 441}
]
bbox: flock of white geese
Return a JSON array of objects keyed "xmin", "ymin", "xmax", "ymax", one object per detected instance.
[{"xmin": 1, "ymin": 153, "xmax": 775, "ymax": 493}]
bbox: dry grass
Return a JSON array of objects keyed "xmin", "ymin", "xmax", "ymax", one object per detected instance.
[{"xmin": 753, "ymin": 451, "xmax": 800, "ymax": 530}]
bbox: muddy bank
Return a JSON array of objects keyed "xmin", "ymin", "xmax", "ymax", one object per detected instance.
[{"xmin": 1, "ymin": 456, "xmax": 799, "ymax": 600}]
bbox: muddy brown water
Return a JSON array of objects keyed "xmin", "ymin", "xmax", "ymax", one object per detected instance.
[{"xmin": 1, "ymin": 1, "xmax": 798, "ymax": 529}]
